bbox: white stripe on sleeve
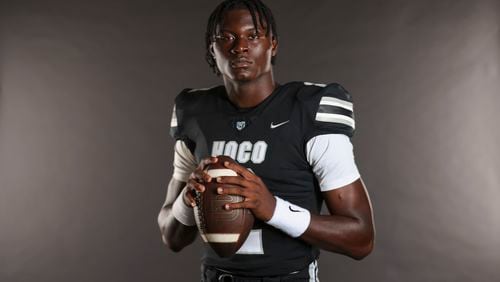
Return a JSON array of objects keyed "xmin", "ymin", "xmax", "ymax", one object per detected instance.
[
  {"xmin": 170, "ymin": 104, "xmax": 177, "ymax": 127},
  {"xmin": 315, "ymin": 113, "xmax": 355, "ymax": 128},
  {"xmin": 319, "ymin": 96, "xmax": 353, "ymax": 111}
]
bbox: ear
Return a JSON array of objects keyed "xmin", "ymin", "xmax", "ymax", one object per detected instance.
[
  {"xmin": 209, "ymin": 43, "xmax": 216, "ymax": 58},
  {"xmin": 271, "ymin": 35, "xmax": 278, "ymax": 57}
]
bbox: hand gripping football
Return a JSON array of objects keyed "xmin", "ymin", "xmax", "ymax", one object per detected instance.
[{"xmin": 193, "ymin": 155, "xmax": 254, "ymax": 257}]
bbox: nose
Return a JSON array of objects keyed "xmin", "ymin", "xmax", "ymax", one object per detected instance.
[{"xmin": 230, "ymin": 36, "xmax": 249, "ymax": 54}]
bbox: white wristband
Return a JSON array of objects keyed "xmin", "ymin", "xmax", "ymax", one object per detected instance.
[
  {"xmin": 266, "ymin": 196, "xmax": 311, "ymax": 238},
  {"xmin": 171, "ymin": 187, "xmax": 196, "ymax": 226}
]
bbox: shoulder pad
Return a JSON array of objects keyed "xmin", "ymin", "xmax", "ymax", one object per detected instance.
[{"xmin": 301, "ymin": 82, "xmax": 355, "ymax": 138}]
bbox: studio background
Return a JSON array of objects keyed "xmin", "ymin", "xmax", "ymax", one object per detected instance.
[{"xmin": 1, "ymin": 0, "xmax": 499, "ymax": 281}]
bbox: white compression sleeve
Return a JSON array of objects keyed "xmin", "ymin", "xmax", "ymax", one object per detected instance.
[
  {"xmin": 172, "ymin": 140, "xmax": 197, "ymax": 182},
  {"xmin": 171, "ymin": 186, "xmax": 196, "ymax": 226}
]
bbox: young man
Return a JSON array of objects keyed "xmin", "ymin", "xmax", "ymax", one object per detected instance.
[{"xmin": 158, "ymin": 0, "xmax": 375, "ymax": 281}]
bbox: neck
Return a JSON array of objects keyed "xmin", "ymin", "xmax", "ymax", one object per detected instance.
[{"xmin": 222, "ymin": 73, "xmax": 276, "ymax": 108}]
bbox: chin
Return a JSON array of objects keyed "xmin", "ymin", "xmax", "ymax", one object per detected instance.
[
  {"xmin": 229, "ymin": 70, "xmax": 254, "ymax": 82},
  {"xmin": 233, "ymin": 75, "xmax": 254, "ymax": 82}
]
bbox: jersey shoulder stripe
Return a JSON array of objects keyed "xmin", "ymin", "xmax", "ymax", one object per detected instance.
[
  {"xmin": 319, "ymin": 96, "xmax": 353, "ymax": 111},
  {"xmin": 297, "ymin": 81, "xmax": 356, "ymax": 138},
  {"xmin": 315, "ymin": 112, "xmax": 355, "ymax": 128},
  {"xmin": 314, "ymin": 83, "xmax": 355, "ymax": 130},
  {"xmin": 303, "ymin": 81, "xmax": 327, "ymax": 87},
  {"xmin": 170, "ymin": 104, "xmax": 177, "ymax": 127}
]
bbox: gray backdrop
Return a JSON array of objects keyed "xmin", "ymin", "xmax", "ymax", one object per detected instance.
[{"xmin": 1, "ymin": 0, "xmax": 499, "ymax": 281}]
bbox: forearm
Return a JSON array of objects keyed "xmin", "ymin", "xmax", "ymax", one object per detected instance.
[
  {"xmin": 265, "ymin": 180, "xmax": 374, "ymax": 260},
  {"xmin": 157, "ymin": 178, "xmax": 199, "ymax": 252},
  {"xmin": 300, "ymin": 213, "xmax": 374, "ymax": 259},
  {"xmin": 157, "ymin": 205, "xmax": 198, "ymax": 252}
]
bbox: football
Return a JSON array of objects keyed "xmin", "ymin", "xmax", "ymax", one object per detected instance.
[{"xmin": 193, "ymin": 155, "xmax": 254, "ymax": 257}]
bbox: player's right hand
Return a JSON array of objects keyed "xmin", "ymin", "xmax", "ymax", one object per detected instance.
[{"xmin": 184, "ymin": 156, "xmax": 219, "ymax": 207}]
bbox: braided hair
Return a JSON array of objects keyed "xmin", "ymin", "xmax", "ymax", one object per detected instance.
[{"xmin": 205, "ymin": 0, "xmax": 278, "ymax": 76}]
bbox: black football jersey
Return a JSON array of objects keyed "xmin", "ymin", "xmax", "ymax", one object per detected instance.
[{"xmin": 170, "ymin": 81, "xmax": 355, "ymax": 276}]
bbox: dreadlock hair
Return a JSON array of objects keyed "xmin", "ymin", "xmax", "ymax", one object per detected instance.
[{"xmin": 205, "ymin": 0, "xmax": 278, "ymax": 76}]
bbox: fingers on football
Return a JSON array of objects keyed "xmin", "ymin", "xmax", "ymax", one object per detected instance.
[
  {"xmin": 217, "ymin": 184, "xmax": 249, "ymax": 197},
  {"xmin": 223, "ymin": 161, "xmax": 254, "ymax": 179},
  {"xmin": 190, "ymin": 169, "xmax": 212, "ymax": 183},
  {"xmin": 184, "ymin": 188, "xmax": 196, "ymax": 207},
  {"xmin": 187, "ymin": 178, "xmax": 205, "ymax": 193},
  {"xmin": 216, "ymin": 175, "xmax": 253, "ymax": 188},
  {"xmin": 225, "ymin": 199, "xmax": 254, "ymax": 210},
  {"xmin": 199, "ymin": 156, "xmax": 218, "ymax": 169}
]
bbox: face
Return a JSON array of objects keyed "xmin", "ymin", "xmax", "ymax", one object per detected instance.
[{"xmin": 210, "ymin": 8, "xmax": 278, "ymax": 82}]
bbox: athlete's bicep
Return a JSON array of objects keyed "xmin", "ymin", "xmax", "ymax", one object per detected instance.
[{"xmin": 322, "ymin": 178, "xmax": 373, "ymax": 223}]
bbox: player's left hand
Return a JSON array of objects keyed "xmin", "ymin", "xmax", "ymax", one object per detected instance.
[{"xmin": 215, "ymin": 161, "xmax": 276, "ymax": 222}]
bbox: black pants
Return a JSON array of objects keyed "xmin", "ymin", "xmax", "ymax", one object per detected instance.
[{"xmin": 200, "ymin": 262, "xmax": 318, "ymax": 282}]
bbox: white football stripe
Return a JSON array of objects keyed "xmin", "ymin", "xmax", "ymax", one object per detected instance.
[
  {"xmin": 315, "ymin": 113, "xmax": 355, "ymax": 128},
  {"xmin": 201, "ymin": 233, "xmax": 240, "ymax": 243},
  {"xmin": 207, "ymin": 169, "xmax": 238, "ymax": 178},
  {"xmin": 319, "ymin": 96, "xmax": 353, "ymax": 111}
]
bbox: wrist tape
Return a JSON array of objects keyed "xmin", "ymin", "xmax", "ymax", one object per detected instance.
[
  {"xmin": 266, "ymin": 196, "xmax": 311, "ymax": 238},
  {"xmin": 171, "ymin": 187, "xmax": 196, "ymax": 226}
]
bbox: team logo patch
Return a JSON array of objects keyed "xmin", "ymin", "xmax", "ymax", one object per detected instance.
[{"xmin": 236, "ymin": 121, "xmax": 246, "ymax": 131}]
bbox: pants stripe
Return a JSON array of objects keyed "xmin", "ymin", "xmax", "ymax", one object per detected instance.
[{"xmin": 308, "ymin": 260, "xmax": 319, "ymax": 281}]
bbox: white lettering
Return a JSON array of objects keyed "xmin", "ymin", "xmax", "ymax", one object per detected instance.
[
  {"xmin": 211, "ymin": 141, "xmax": 268, "ymax": 164},
  {"xmin": 237, "ymin": 141, "xmax": 253, "ymax": 163},
  {"xmin": 251, "ymin": 141, "xmax": 267, "ymax": 164},
  {"xmin": 211, "ymin": 141, "xmax": 225, "ymax": 156},
  {"xmin": 224, "ymin": 141, "xmax": 239, "ymax": 160}
]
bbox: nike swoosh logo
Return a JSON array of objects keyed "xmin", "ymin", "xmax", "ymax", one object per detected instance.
[
  {"xmin": 289, "ymin": 206, "xmax": 302, "ymax": 212},
  {"xmin": 270, "ymin": 120, "xmax": 290, "ymax": 129}
]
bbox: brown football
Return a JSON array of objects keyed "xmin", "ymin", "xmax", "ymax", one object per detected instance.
[{"xmin": 193, "ymin": 155, "xmax": 254, "ymax": 257}]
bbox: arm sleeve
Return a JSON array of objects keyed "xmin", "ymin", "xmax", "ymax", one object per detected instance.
[
  {"xmin": 172, "ymin": 140, "xmax": 197, "ymax": 182},
  {"xmin": 305, "ymin": 134, "xmax": 360, "ymax": 192}
]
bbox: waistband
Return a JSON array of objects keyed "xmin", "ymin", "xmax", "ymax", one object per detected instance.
[{"xmin": 201, "ymin": 260, "xmax": 318, "ymax": 282}]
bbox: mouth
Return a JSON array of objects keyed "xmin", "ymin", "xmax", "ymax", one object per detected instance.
[{"xmin": 230, "ymin": 58, "xmax": 252, "ymax": 68}]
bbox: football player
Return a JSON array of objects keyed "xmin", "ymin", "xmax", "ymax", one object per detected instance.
[{"xmin": 158, "ymin": 0, "xmax": 375, "ymax": 281}]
